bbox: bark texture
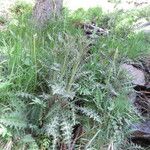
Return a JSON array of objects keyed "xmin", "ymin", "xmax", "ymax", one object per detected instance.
[{"xmin": 32, "ymin": 0, "xmax": 63, "ymax": 27}]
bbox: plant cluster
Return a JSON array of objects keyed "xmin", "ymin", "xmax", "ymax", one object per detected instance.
[{"xmin": 0, "ymin": 4, "xmax": 149, "ymax": 150}]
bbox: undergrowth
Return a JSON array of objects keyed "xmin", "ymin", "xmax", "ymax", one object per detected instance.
[{"xmin": 0, "ymin": 3, "xmax": 149, "ymax": 150}]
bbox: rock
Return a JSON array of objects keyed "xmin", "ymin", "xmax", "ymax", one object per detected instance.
[
  {"xmin": 137, "ymin": 24, "xmax": 150, "ymax": 34},
  {"xmin": 130, "ymin": 120, "xmax": 150, "ymax": 147},
  {"xmin": 75, "ymin": 22, "xmax": 108, "ymax": 46},
  {"xmin": 121, "ymin": 64, "xmax": 145, "ymax": 86},
  {"xmin": 134, "ymin": 18, "xmax": 148, "ymax": 28},
  {"xmin": 76, "ymin": 22, "xmax": 108, "ymax": 39},
  {"xmin": 134, "ymin": 19, "xmax": 150, "ymax": 34}
]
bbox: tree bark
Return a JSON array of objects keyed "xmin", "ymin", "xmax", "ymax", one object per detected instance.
[{"xmin": 32, "ymin": 0, "xmax": 63, "ymax": 27}]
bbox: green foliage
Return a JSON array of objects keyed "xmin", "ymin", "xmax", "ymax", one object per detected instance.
[
  {"xmin": 93, "ymin": 32, "xmax": 150, "ymax": 58},
  {"xmin": 10, "ymin": 1, "xmax": 32, "ymax": 16},
  {"xmin": 70, "ymin": 7, "xmax": 103, "ymax": 24},
  {"xmin": 0, "ymin": 3, "xmax": 149, "ymax": 150}
]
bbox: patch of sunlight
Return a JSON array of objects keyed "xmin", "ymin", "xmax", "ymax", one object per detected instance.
[{"xmin": 63, "ymin": 0, "xmax": 115, "ymax": 12}]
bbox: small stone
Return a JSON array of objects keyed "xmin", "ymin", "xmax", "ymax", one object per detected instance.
[
  {"xmin": 131, "ymin": 122, "xmax": 150, "ymax": 136},
  {"xmin": 134, "ymin": 19, "xmax": 150, "ymax": 34},
  {"xmin": 121, "ymin": 64, "xmax": 145, "ymax": 86},
  {"xmin": 130, "ymin": 120, "xmax": 150, "ymax": 147}
]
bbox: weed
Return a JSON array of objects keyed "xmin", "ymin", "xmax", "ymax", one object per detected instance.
[{"xmin": 0, "ymin": 3, "xmax": 149, "ymax": 150}]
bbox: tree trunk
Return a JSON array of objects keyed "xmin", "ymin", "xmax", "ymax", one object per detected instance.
[{"xmin": 32, "ymin": 0, "xmax": 63, "ymax": 27}]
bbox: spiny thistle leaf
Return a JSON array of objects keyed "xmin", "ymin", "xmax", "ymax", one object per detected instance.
[
  {"xmin": 30, "ymin": 97, "xmax": 46, "ymax": 107},
  {"xmin": 61, "ymin": 116, "xmax": 73, "ymax": 147},
  {"xmin": 45, "ymin": 115, "xmax": 60, "ymax": 150},
  {"xmin": 45, "ymin": 116, "xmax": 60, "ymax": 138},
  {"xmin": 76, "ymin": 107, "xmax": 101, "ymax": 123},
  {"xmin": 0, "ymin": 111, "xmax": 27, "ymax": 129},
  {"xmin": 16, "ymin": 92, "xmax": 35, "ymax": 99},
  {"xmin": 51, "ymin": 83, "xmax": 75, "ymax": 100}
]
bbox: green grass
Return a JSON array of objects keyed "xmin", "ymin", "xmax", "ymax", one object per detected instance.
[
  {"xmin": 92, "ymin": 31, "xmax": 150, "ymax": 58},
  {"xmin": 0, "ymin": 4, "xmax": 149, "ymax": 150}
]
